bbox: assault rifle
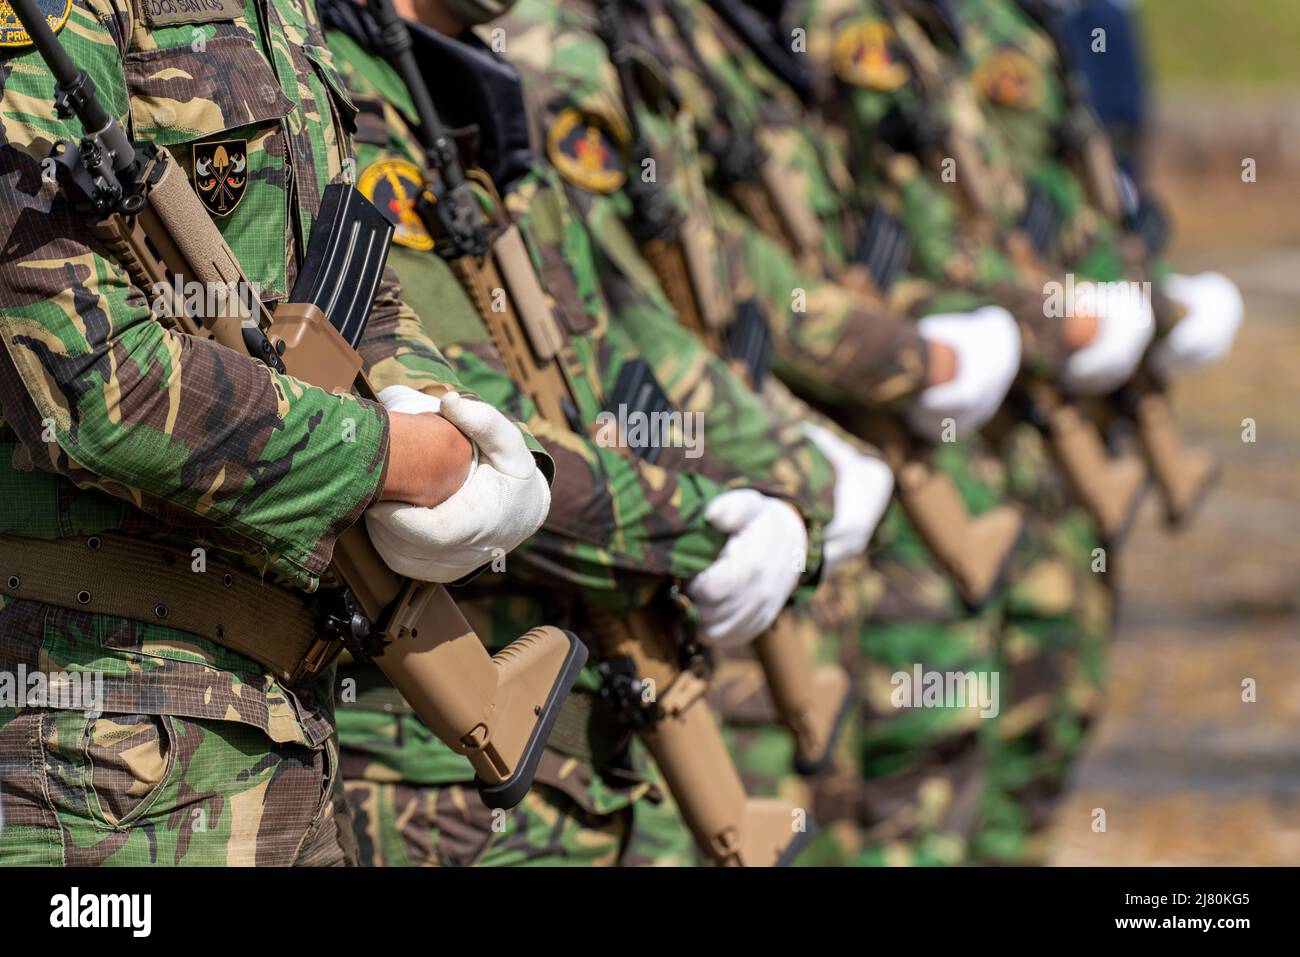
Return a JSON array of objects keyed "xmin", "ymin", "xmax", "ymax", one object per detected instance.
[{"xmin": 1013, "ymin": 0, "xmax": 1219, "ymax": 527}]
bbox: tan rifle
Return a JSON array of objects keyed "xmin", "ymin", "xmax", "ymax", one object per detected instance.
[
  {"xmin": 372, "ymin": 0, "xmax": 808, "ymax": 862},
  {"xmin": 16, "ymin": 0, "xmax": 585, "ymax": 811}
]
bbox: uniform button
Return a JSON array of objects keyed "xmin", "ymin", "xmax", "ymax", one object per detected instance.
[
  {"xmin": 76, "ymin": 590, "xmax": 91, "ymax": 605},
  {"xmin": 6, "ymin": 576, "xmax": 18, "ymax": 589}
]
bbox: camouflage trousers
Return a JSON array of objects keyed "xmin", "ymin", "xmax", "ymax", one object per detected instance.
[
  {"xmin": 711, "ymin": 557, "xmax": 883, "ymax": 866},
  {"xmin": 971, "ymin": 425, "xmax": 1114, "ymax": 865},
  {"xmin": 340, "ymin": 730, "xmax": 696, "ymax": 867},
  {"xmin": 0, "ymin": 709, "xmax": 354, "ymax": 866}
]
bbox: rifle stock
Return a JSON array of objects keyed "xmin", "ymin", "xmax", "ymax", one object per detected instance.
[
  {"xmin": 588, "ymin": 604, "xmax": 810, "ymax": 865},
  {"xmin": 636, "ymin": 188, "xmax": 854, "ymax": 774},
  {"xmin": 1023, "ymin": 379, "xmax": 1148, "ymax": 545},
  {"xmin": 852, "ymin": 414, "xmax": 1024, "ymax": 609},
  {"xmin": 1114, "ymin": 365, "xmax": 1217, "ymax": 528}
]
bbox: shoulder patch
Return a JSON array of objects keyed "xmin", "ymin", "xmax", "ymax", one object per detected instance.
[
  {"xmin": 358, "ymin": 157, "xmax": 434, "ymax": 251},
  {"xmin": 974, "ymin": 48, "xmax": 1042, "ymax": 109},
  {"xmin": 0, "ymin": 0, "xmax": 71, "ymax": 49},
  {"xmin": 832, "ymin": 19, "xmax": 909, "ymax": 92},
  {"xmin": 546, "ymin": 107, "xmax": 628, "ymax": 195},
  {"xmin": 193, "ymin": 139, "xmax": 247, "ymax": 218}
]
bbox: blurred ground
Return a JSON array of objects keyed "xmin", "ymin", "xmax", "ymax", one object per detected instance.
[{"xmin": 1046, "ymin": 136, "xmax": 1300, "ymax": 865}]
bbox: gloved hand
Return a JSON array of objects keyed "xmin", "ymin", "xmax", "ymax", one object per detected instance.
[
  {"xmin": 905, "ymin": 305, "xmax": 1022, "ymax": 439},
  {"xmin": 1059, "ymin": 282, "xmax": 1155, "ymax": 395},
  {"xmin": 801, "ymin": 422, "xmax": 894, "ymax": 574},
  {"xmin": 685, "ymin": 489, "xmax": 808, "ymax": 649},
  {"xmin": 1150, "ymin": 271, "xmax": 1244, "ymax": 379},
  {"xmin": 366, "ymin": 385, "xmax": 550, "ymax": 582}
]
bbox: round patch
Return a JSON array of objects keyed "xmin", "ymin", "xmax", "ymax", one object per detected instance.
[
  {"xmin": 546, "ymin": 107, "xmax": 628, "ymax": 195},
  {"xmin": 358, "ymin": 157, "xmax": 434, "ymax": 251},
  {"xmin": 832, "ymin": 19, "xmax": 909, "ymax": 92},
  {"xmin": 974, "ymin": 49, "xmax": 1043, "ymax": 109},
  {"xmin": 1, "ymin": 0, "xmax": 71, "ymax": 48}
]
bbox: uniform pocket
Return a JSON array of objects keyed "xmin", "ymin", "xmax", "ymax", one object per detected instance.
[
  {"xmin": 124, "ymin": 36, "xmax": 295, "ymax": 147},
  {"xmin": 302, "ymin": 45, "xmax": 359, "ymax": 137},
  {"xmin": 123, "ymin": 35, "xmax": 296, "ymax": 296},
  {"xmin": 81, "ymin": 713, "xmax": 176, "ymax": 830}
]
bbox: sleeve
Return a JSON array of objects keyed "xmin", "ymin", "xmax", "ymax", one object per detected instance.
[
  {"xmin": 440, "ymin": 341, "xmax": 731, "ymax": 595},
  {"xmin": 709, "ymin": 193, "xmax": 931, "ymax": 407},
  {"xmin": 0, "ymin": 59, "xmax": 388, "ymax": 591},
  {"xmin": 370, "ymin": 230, "xmax": 729, "ymax": 590}
]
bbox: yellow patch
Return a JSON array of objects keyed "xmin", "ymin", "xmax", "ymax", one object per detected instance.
[
  {"xmin": 0, "ymin": 0, "xmax": 71, "ymax": 49},
  {"xmin": 358, "ymin": 157, "xmax": 434, "ymax": 251},
  {"xmin": 832, "ymin": 19, "xmax": 909, "ymax": 92},
  {"xmin": 546, "ymin": 107, "xmax": 628, "ymax": 194},
  {"xmin": 974, "ymin": 48, "xmax": 1043, "ymax": 109}
]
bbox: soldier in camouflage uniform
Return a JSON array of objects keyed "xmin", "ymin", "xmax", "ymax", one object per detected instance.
[
  {"xmin": 0, "ymin": 0, "xmax": 549, "ymax": 865},
  {"xmin": 321, "ymin": 0, "xmax": 868, "ymax": 865}
]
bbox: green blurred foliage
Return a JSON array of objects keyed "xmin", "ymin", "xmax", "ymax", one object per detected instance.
[{"xmin": 1140, "ymin": 0, "xmax": 1300, "ymax": 90}]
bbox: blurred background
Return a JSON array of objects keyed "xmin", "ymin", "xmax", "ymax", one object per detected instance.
[{"xmin": 1046, "ymin": 0, "xmax": 1300, "ymax": 864}]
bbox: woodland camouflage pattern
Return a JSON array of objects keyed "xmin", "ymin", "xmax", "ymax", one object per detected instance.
[
  {"xmin": 0, "ymin": 0, "xmax": 491, "ymax": 864},
  {"xmin": 489, "ymin": 0, "xmax": 1002, "ymax": 865}
]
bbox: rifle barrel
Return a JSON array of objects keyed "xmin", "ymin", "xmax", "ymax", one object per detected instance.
[{"xmin": 10, "ymin": 0, "xmax": 140, "ymax": 176}]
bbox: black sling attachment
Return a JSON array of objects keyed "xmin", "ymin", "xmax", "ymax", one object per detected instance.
[{"xmin": 366, "ymin": 0, "xmax": 494, "ymax": 260}]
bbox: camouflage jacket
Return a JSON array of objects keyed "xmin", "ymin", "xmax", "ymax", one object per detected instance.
[
  {"xmin": 952, "ymin": 0, "xmax": 1151, "ymax": 285},
  {"xmin": 0, "ymin": 0, "xmax": 496, "ymax": 745},
  {"xmin": 490, "ymin": 0, "xmax": 931, "ymax": 413}
]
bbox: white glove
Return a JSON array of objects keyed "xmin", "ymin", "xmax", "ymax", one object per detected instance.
[
  {"xmin": 905, "ymin": 306, "xmax": 1022, "ymax": 439},
  {"xmin": 801, "ymin": 422, "xmax": 893, "ymax": 574},
  {"xmin": 1059, "ymin": 281, "xmax": 1155, "ymax": 395},
  {"xmin": 1149, "ymin": 272, "xmax": 1244, "ymax": 380},
  {"xmin": 366, "ymin": 386, "xmax": 551, "ymax": 583},
  {"xmin": 686, "ymin": 489, "xmax": 808, "ymax": 649}
]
